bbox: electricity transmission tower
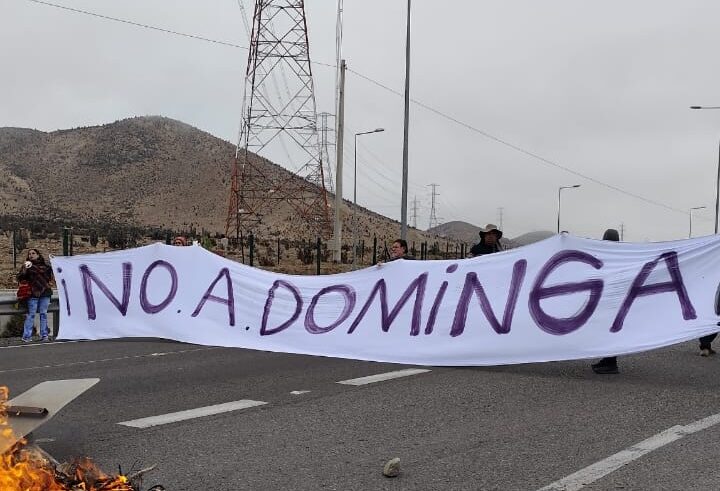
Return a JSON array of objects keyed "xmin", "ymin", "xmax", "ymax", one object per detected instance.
[
  {"xmin": 319, "ymin": 112, "xmax": 335, "ymax": 194},
  {"xmin": 226, "ymin": 0, "xmax": 331, "ymax": 242},
  {"xmin": 411, "ymin": 195, "xmax": 419, "ymax": 229},
  {"xmin": 428, "ymin": 184, "xmax": 440, "ymax": 229}
]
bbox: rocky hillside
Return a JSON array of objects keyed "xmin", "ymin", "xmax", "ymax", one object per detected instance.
[{"xmin": 0, "ymin": 116, "xmax": 448, "ymax": 245}]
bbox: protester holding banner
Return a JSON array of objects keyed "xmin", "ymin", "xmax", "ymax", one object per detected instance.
[
  {"xmin": 469, "ymin": 224, "xmax": 505, "ymax": 257},
  {"xmin": 591, "ymin": 229, "xmax": 621, "ymax": 374},
  {"xmin": 17, "ymin": 248, "xmax": 54, "ymax": 343},
  {"xmin": 699, "ymin": 333, "xmax": 716, "ymax": 356},
  {"xmin": 389, "ymin": 239, "xmax": 415, "ymax": 261}
]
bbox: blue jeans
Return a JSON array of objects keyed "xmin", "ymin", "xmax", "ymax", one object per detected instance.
[{"xmin": 23, "ymin": 296, "xmax": 50, "ymax": 340}]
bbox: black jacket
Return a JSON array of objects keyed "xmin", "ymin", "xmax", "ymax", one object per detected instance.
[{"xmin": 469, "ymin": 241, "xmax": 500, "ymax": 257}]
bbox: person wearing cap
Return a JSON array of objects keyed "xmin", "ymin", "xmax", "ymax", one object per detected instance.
[
  {"xmin": 591, "ymin": 228, "xmax": 621, "ymax": 374},
  {"xmin": 469, "ymin": 224, "xmax": 505, "ymax": 257},
  {"xmin": 173, "ymin": 236, "xmax": 187, "ymax": 246}
]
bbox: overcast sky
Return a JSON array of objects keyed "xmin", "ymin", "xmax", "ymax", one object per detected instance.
[{"xmin": 4, "ymin": 0, "xmax": 720, "ymax": 242}]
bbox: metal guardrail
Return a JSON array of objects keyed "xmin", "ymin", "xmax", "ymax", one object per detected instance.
[{"xmin": 0, "ymin": 289, "xmax": 60, "ymax": 338}]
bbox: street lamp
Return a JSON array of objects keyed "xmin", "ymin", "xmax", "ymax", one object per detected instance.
[
  {"xmin": 690, "ymin": 105, "xmax": 720, "ymax": 234},
  {"xmin": 557, "ymin": 184, "xmax": 581, "ymax": 233},
  {"xmin": 400, "ymin": 0, "xmax": 411, "ymax": 241},
  {"xmin": 689, "ymin": 205, "xmax": 706, "ymax": 238},
  {"xmin": 352, "ymin": 128, "xmax": 385, "ymax": 267}
]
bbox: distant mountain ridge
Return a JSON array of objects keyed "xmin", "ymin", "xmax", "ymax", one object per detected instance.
[
  {"xmin": 428, "ymin": 221, "xmax": 555, "ymax": 247},
  {"xmin": 0, "ymin": 116, "xmax": 441, "ymax": 243}
]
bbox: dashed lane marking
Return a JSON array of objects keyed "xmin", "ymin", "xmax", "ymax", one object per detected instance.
[
  {"xmin": 0, "ymin": 347, "xmax": 218, "ymax": 374},
  {"xmin": 337, "ymin": 368, "xmax": 431, "ymax": 386},
  {"xmin": 118, "ymin": 399, "xmax": 268, "ymax": 428}
]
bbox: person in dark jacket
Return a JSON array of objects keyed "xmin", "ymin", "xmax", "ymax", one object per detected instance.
[
  {"xmin": 388, "ymin": 239, "xmax": 415, "ymax": 261},
  {"xmin": 591, "ymin": 229, "xmax": 621, "ymax": 374},
  {"xmin": 469, "ymin": 224, "xmax": 504, "ymax": 257},
  {"xmin": 699, "ymin": 333, "xmax": 717, "ymax": 356},
  {"xmin": 17, "ymin": 248, "xmax": 54, "ymax": 342}
]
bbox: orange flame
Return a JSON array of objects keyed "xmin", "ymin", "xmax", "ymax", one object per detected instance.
[{"xmin": 1, "ymin": 386, "xmax": 134, "ymax": 490}]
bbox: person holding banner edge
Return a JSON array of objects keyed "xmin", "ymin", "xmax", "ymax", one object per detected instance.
[
  {"xmin": 389, "ymin": 239, "xmax": 415, "ymax": 261},
  {"xmin": 469, "ymin": 224, "xmax": 506, "ymax": 257},
  {"xmin": 17, "ymin": 248, "xmax": 54, "ymax": 342},
  {"xmin": 591, "ymin": 229, "xmax": 621, "ymax": 374}
]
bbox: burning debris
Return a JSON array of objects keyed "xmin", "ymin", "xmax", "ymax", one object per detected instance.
[{"xmin": 1, "ymin": 386, "xmax": 164, "ymax": 490}]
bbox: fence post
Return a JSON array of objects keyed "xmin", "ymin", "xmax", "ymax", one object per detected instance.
[
  {"xmin": 277, "ymin": 237, "xmax": 281, "ymax": 264},
  {"xmin": 62, "ymin": 227, "xmax": 70, "ymax": 256},
  {"xmin": 239, "ymin": 231, "xmax": 245, "ymax": 264},
  {"xmin": 52, "ymin": 307, "xmax": 60, "ymax": 338},
  {"xmin": 11, "ymin": 230, "xmax": 16, "ymax": 269},
  {"xmin": 249, "ymin": 233, "xmax": 255, "ymax": 267},
  {"xmin": 316, "ymin": 237, "xmax": 321, "ymax": 275},
  {"xmin": 372, "ymin": 236, "xmax": 378, "ymax": 265}
]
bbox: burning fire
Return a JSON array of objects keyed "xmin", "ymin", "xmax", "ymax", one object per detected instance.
[{"xmin": 0, "ymin": 386, "xmax": 139, "ymax": 490}]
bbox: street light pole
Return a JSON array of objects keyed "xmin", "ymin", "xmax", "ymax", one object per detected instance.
[
  {"xmin": 557, "ymin": 184, "xmax": 581, "ymax": 233},
  {"xmin": 400, "ymin": 0, "xmax": 411, "ymax": 241},
  {"xmin": 689, "ymin": 205, "xmax": 706, "ymax": 238},
  {"xmin": 690, "ymin": 106, "xmax": 720, "ymax": 234},
  {"xmin": 352, "ymin": 128, "xmax": 385, "ymax": 268}
]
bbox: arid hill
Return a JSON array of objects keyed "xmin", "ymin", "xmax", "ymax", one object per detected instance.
[
  {"xmin": 0, "ymin": 116, "xmax": 444, "ymax": 245},
  {"xmin": 428, "ymin": 221, "xmax": 555, "ymax": 249},
  {"xmin": 428, "ymin": 221, "xmax": 483, "ymax": 244}
]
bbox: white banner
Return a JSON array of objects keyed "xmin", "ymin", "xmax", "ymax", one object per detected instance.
[{"xmin": 52, "ymin": 235, "xmax": 720, "ymax": 366}]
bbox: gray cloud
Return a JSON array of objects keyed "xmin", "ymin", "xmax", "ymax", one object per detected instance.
[{"xmin": 4, "ymin": 0, "xmax": 720, "ymax": 241}]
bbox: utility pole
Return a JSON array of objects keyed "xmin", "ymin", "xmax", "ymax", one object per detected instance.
[
  {"xmin": 400, "ymin": 0, "xmax": 411, "ymax": 240},
  {"xmin": 428, "ymin": 183, "xmax": 439, "ymax": 229},
  {"xmin": 332, "ymin": 59, "xmax": 346, "ymax": 262},
  {"xmin": 497, "ymin": 207, "xmax": 504, "ymax": 231},
  {"xmin": 620, "ymin": 223, "xmax": 625, "ymax": 241}
]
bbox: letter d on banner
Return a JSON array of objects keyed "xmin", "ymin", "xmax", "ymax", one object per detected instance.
[{"xmin": 261, "ymin": 280, "xmax": 303, "ymax": 335}]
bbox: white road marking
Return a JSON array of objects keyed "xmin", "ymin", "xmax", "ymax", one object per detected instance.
[
  {"xmin": 538, "ymin": 412, "xmax": 720, "ymax": 491},
  {"xmin": 337, "ymin": 368, "xmax": 430, "ymax": 386},
  {"xmin": 290, "ymin": 390, "xmax": 310, "ymax": 395},
  {"xmin": 118, "ymin": 399, "xmax": 267, "ymax": 428},
  {"xmin": 0, "ymin": 346, "xmax": 218, "ymax": 374},
  {"xmin": 1, "ymin": 340, "xmax": 81, "ymax": 349}
]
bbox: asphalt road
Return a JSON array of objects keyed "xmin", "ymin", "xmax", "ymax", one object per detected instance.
[{"xmin": 2, "ymin": 338, "xmax": 720, "ymax": 490}]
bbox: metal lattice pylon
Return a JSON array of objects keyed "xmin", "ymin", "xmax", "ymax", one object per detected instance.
[{"xmin": 226, "ymin": 0, "xmax": 331, "ymax": 240}]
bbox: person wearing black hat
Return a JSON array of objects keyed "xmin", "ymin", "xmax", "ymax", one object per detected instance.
[
  {"xmin": 469, "ymin": 224, "xmax": 504, "ymax": 257},
  {"xmin": 591, "ymin": 228, "xmax": 621, "ymax": 374}
]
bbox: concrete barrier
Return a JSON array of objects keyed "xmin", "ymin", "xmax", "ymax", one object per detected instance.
[{"xmin": 0, "ymin": 289, "xmax": 60, "ymax": 338}]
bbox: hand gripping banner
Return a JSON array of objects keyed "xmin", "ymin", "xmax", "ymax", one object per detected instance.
[{"xmin": 52, "ymin": 235, "xmax": 720, "ymax": 366}]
